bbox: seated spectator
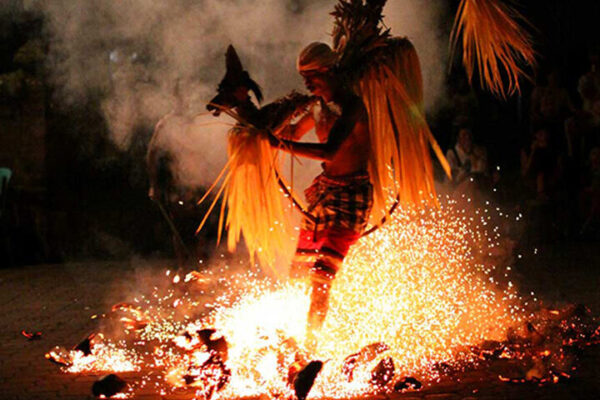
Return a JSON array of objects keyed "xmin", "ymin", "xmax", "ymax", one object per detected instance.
[
  {"xmin": 530, "ymin": 68, "xmax": 575, "ymax": 150},
  {"xmin": 563, "ymin": 112, "xmax": 594, "ymax": 237},
  {"xmin": 565, "ymin": 111, "xmax": 596, "ymax": 162},
  {"xmin": 450, "ymin": 74, "xmax": 479, "ymax": 135},
  {"xmin": 573, "ymin": 50, "xmax": 600, "ymax": 155},
  {"xmin": 578, "ymin": 50, "xmax": 600, "ymax": 116},
  {"xmin": 520, "ymin": 127, "xmax": 564, "ymax": 243},
  {"xmin": 521, "ymin": 127, "xmax": 560, "ymax": 201},
  {"xmin": 445, "ymin": 127, "xmax": 489, "ymax": 200}
]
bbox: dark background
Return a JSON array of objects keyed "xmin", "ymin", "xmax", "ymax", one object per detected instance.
[{"xmin": 0, "ymin": 1, "xmax": 598, "ymax": 266}]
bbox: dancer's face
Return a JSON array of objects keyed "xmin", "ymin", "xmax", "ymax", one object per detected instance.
[{"xmin": 301, "ymin": 70, "xmax": 334, "ymax": 101}]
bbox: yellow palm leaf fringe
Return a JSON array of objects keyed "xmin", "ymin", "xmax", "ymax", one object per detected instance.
[
  {"xmin": 355, "ymin": 38, "xmax": 451, "ymax": 223},
  {"xmin": 197, "ymin": 127, "xmax": 296, "ymax": 278},
  {"xmin": 450, "ymin": 0, "xmax": 536, "ymax": 98}
]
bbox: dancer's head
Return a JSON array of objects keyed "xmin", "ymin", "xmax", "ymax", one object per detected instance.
[{"xmin": 297, "ymin": 42, "xmax": 338, "ymax": 101}]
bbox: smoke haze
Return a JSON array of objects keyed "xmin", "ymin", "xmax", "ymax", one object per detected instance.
[{"xmin": 33, "ymin": 0, "xmax": 449, "ymax": 187}]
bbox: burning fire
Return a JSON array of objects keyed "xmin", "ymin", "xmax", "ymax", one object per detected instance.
[
  {"xmin": 46, "ymin": 339, "xmax": 141, "ymax": 374},
  {"xmin": 47, "ymin": 198, "xmax": 598, "ymax": 398},
  {"xmin": 168, "ymin": 197, "xmax": 525, "ymax": 397}
]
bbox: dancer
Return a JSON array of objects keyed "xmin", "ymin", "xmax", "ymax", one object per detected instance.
[
  {"xmin": 202, "ymin": 0, "xmax": 535, "ymax": 349},
  {"xmin": 268, "ymin": 42, "xmax": 373, "ymax": 338}
]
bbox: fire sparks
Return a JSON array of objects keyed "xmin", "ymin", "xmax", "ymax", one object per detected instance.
[
  {"xmin": 313, "ymin": 200, "xmax": 523, "ymax": 386},
  {"xmin": 46, "ymin": 341, "xmax": 140, "ymax": 373},
  {"xmin": 47, "ymin": 198, "xmax": 599, "ymax": 398}
]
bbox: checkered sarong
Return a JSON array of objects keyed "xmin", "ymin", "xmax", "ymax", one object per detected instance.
[{"xmin": 291, "ymin": 171, "xmax": 372, "ymax": 283}]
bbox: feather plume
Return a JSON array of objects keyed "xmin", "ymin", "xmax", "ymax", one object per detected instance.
[
  {"xmin": 331, "ymin": 0, "xmax": 389, "ymax": 72},
  {"xmin": 450, "ymin": 0, "xmax": 536, "ymax": 98},
  {"xmin": 196, "ymin": 125, "xmax": 294, "ymax": 277},
  {"xmin": 354, "ymin": 39, "xmax": 450, "ymax": 222}
]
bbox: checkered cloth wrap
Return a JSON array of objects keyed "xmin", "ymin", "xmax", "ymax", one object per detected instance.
[{"xmin": 291, "ymin": 171, "xmax": 373, "ymax": 283}]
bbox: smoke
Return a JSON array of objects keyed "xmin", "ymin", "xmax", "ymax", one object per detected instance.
[{"xmin": 34, "ymin": 0, "xmax": 449, "ymax": 187}]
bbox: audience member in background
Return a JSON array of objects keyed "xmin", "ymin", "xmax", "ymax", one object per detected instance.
[
  {"xmin": 573, "ymin": 51, "xmax": 600, "ymax": 153},
  {"xmin": 578, "ymin": 51, "xmax": 600, "ymax": 116},
  {"xmin": 563, "ymin": 114, "xmax": 587, "ymax": 237},
  {"xmin": 580, "ymin": 147, "xmax": 600, "ymax": 238},
  {"xmin": 449, "ymin": 74, "xmax": 479, "ymax": 137},
  {"xmin": 521, "ymin": 127, "xmax": 563, "ymax": 243},
  {"xmin": 565, "ymin": 111, "xmax": 597, "ymax": 163},
  {"xmin": 560, "ymin": 53, "xmax": 600, "ymax": 238},
  {"xmin": 445, "ymin": 127, "xmax": 489, "ymax": 200},
  {"xmin": 521, "ymin": 127, "xmax": 560, "ymax": 201},
  {"xmin": 530, "ymin": 68, "xmax": 575, "ymax": 150}
]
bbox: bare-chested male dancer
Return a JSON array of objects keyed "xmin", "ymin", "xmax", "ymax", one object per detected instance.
[{"xmin": 268, "ymin": 42, "xmax": 373, "ymax": 344}]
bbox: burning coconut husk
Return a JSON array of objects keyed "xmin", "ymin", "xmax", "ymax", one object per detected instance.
[
  {"xmin": 197, "ymin": 329, "xmax": 229, "ymax": 362},
  {"xmin": 182, "ymin": 353, "xmax": 231, "ymax": 399},
  {"xmin": 45, "ymin": 346, "xmax": 72, "ymax": 367},
  {"xmin": 294, "ymin": 360, "xmax": 323, "ymax": 400},
  {"xmin": 185, "ymin": 270, "xmax": 212, "ymax": 284},
  {"xmin": 45, "ymin": 279, "xmax": 600, "ymax": 397},
  {"xmin": 175, "ymin": 328, "xmax": 228, "ymax": 360},
  {"xmin": 370, "ymin": 357, "xmax": 395, "ymax": 388},
  {"xmin": 394, "ymin": 376, "xmax": 422, "ymax": 392},
  {"xmin": 46, "ymin": 333, "xmax": 140, "ymax": 373},
  {"xmin": 47, "ymin": 332, "xmax": 106, "ymax": 369},
  {"xmin": 341, "ymin": 342, "xmax": 389, "ymax": 381},
  {"xmin": 22, "ymin": 330, "xmax": 42, "ymax": 341},
  {"xmin": 91, "ymin": 374, "xmax": 128, "ymax": 398},
  {"xmin": 74, "ymin": 333, "xmax": 97, "ymax": 356}
]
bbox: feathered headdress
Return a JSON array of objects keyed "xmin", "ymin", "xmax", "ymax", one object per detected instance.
[{"xmin": 328, "ymin": 0, "xmax": 535, "ymax": 222}]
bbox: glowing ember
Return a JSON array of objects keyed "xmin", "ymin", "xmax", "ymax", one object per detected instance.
[
  {"xmin": 49, "ymin": 198, "xmax": 600, "ymax": 398},
  {"xmin": 22, "ymin": 330, "xmax": 42, "ymax": 340}
]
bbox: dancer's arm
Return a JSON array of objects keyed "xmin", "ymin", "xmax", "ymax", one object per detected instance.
[
  {"xmin": 273, "ymin": 111, "xmax": 315, "ymax": 141},
  {"xmin": 269, "ymin": 98, "xmax": 365, "ymax": 162}
]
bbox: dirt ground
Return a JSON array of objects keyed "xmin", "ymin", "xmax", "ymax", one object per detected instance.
[{"xmin": 1, "ymin": 241, "xmax": 599, "ymax": 400}]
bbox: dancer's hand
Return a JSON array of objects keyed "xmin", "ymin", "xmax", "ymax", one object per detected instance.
[{"xmin": 265, "ymin": 131, "xmax": 282, "ymax": 147}]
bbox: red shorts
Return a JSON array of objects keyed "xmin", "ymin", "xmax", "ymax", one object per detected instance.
[
  {"xmin": 290, "ymin": 171, "xmax": 372, "ymax": 283},
  {"xmin": 290, "ymin": 226, "xmax": 361, "ymax": 283}
]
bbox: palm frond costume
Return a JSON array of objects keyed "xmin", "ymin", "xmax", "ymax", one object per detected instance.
[
  {"xmin": 330, "ymin": 0, "xmax": 450, "ymax": 222},
  {"xmin": 199, "ymin": 88, "xmax": 316, "ymax": 277},
  {"xmin": 202, "ymin": 0, "xmax": 535, "ymax": 275},
  {"xmin": 450, "ymin": 0, "xmax": 536, "ymax": 98}
]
